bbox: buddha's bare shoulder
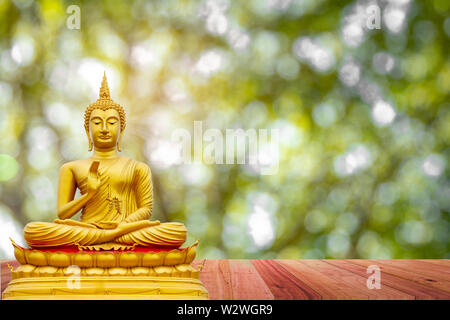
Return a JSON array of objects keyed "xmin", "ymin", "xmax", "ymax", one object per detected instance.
[
  {"xmin": 59, "ymin": 160, "xmax": 79, "ymax": 170},
  {"xmin": 59, "ymin": 158, "xmax": 95, "ymax": 172}
]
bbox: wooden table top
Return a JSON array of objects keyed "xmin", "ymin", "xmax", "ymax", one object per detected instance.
[{"xmin": 2, "ymin": 259, "xmax": 450, "ymax": 300}]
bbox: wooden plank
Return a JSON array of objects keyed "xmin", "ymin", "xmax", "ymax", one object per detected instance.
[
  {"xmin": 348, "ymin": 260, "xmax": 450, "ymax": 293},
  {"xmin": 300, "ymin": 260, "xmax": 413, "ymax": 300},
  {"xmin": 251, "ymin": 260, "xmax": 321, "ymax": 300},
  {"xmin": 416, "ymin": 259, "xmax": 450, "ymax": 268},
  {"xmin": 326, "ymin": 260, "xmax": 450, "ymax": 300},
  {"xmin": 374, "ymin": 260, "xmax": 450, "ymax": 281},
  {"xmin": 198, "ymin": 259, "xmax": 233, "ymax": 300},
  {"xmin": 191, "ymin": 259, "xmax": 205, "ymax": 272},
  {"xmin": 1, "ymin": 260, "xmax": 19, "ymax": 295},
  {"xmin": 413, "ymin": 260, "xmax": 450, "ymax": 278},
  {"xmin": 277, "ymin": 260, "xmax": 369, "ymax": 299},
  {"xmin": 229, "ymin": 260, "xmax": 274, "ymax": 300}
]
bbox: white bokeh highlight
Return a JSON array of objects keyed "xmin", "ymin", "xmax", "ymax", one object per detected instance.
[
  {"xmin": 422, "ymin": 154, "xmax": 446, "ymax": 177},
  {"xmin": 371, "ymin": 100, "xmax": 396, "ymax": 126}
]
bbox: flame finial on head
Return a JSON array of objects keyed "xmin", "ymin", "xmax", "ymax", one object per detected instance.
[{"xmin": 99, "ymin": 71, "xmax": 111, "ymax": 99}]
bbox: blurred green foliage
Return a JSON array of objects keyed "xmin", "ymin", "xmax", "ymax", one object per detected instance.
[{"xmin": 0, "ymin": 0, "xmax": 448, "ymax": 259}]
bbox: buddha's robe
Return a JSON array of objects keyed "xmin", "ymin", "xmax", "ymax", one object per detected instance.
[{"xmin": 24, "ymin": 157, "xmax": 187, "ymax": 248}]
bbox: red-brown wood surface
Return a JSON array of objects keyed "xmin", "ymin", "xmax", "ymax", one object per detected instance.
[
  {"xmin": 325, "ymin": 260, "xmax": 450, "ymax": 300},
  {"xmin": 1, "ymin": 260, "xmax": 20, "ymax": 295},
  {"xmin": 198, "ymin": 259, "xmax": 233, "ymax": 300},
  {"xmin": 277, "ymin": 260, "xmax": 368, "ymax": 299},
  {"xmin": 229, "ymin": 260, "xmax": 273, "ymax": 300},
  {"xmin": 1, "ymin": 259, "xmax": 449, "ymax": 300},
  {"xmin": 251, "ymin": 260, "xmax": 321, "ymax": 300},
  {"xmin": 346, "ymin": 260, "xmax": 450, "ymax": 294},
  {"xmin": 297, "ymin": 260, "xmax": 413, "ymax": 300}
]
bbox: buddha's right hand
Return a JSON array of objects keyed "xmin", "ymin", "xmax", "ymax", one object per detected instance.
[{"xmin": 87, "ymin": 161, "xmax": 101, "ymax": 196}]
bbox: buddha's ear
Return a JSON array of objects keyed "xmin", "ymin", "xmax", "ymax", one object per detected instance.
[
  {"xmin": 85, "ymin": 128, "xmax": 93, "ymax": 151},
  {"xmin": 117, "ymin": 131, "xmax": 124, "ymax": 152}
]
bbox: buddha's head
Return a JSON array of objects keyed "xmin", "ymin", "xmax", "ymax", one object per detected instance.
[{"xmin": 84, "ymin": 73, "xmax": 126, "ymax": 152}]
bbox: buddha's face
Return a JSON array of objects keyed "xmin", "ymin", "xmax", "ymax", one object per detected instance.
[{"xmin": 89, "ymin": 108, "xmax": 121, "ymax": 150}]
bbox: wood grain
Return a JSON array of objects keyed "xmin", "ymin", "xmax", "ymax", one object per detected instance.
[
  {"xmin": 229, "ymin": 260, "xmax": 273, "ymax": 300},
  {"xmin": 198, "ymin": 259, "xmax": 233, "ymax": 300},
  {"xmin": 277, "ymin": 260, "xmax": 369, "ymax": 299},
  {"xmin": 347, "ymin": 259, "xmax": 450, "ymax": 294},
  {"xmin": 251, "ymin": 259, "xmax": 321, "ymax": 300},
  {"xmin": 372, "ymin": 260, "xmax": 450, "ymax": 281},
  {"xmin": 416, "ymin": 259, "xmax": 450, "ymax": 268},
  {"xmin": 299, "ymin": 260, "xmax": 413, "ymax": 300},
  {"xmin": 413, "ymin": 260, "xmax": 450, "ymax": 277},
  {"xmin": 326, "ymin": 260, "xmax": 450, "ymax": 300}
]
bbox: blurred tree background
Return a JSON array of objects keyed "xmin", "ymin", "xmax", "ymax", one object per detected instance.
[{"xmin": 0, "ymin": 0, "xmax": 448, "ymax": 259}]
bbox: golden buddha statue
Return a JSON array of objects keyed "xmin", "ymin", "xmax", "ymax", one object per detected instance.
[
  {"xmin": 23, "ymin": 73, "xmax": 186, "ymax": 250},
  {"xmin": 2, "ymin": 73, "xmax": 208, "ymax": 300}
]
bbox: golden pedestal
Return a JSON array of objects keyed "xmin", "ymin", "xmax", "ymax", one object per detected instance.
[
  {"xmin": 2, "ymin": 240, "xmax": 208, "ymax": 300},
  {"xmin": 3, "ymin": 276, "xmax": 208, "ymax": 300}
]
